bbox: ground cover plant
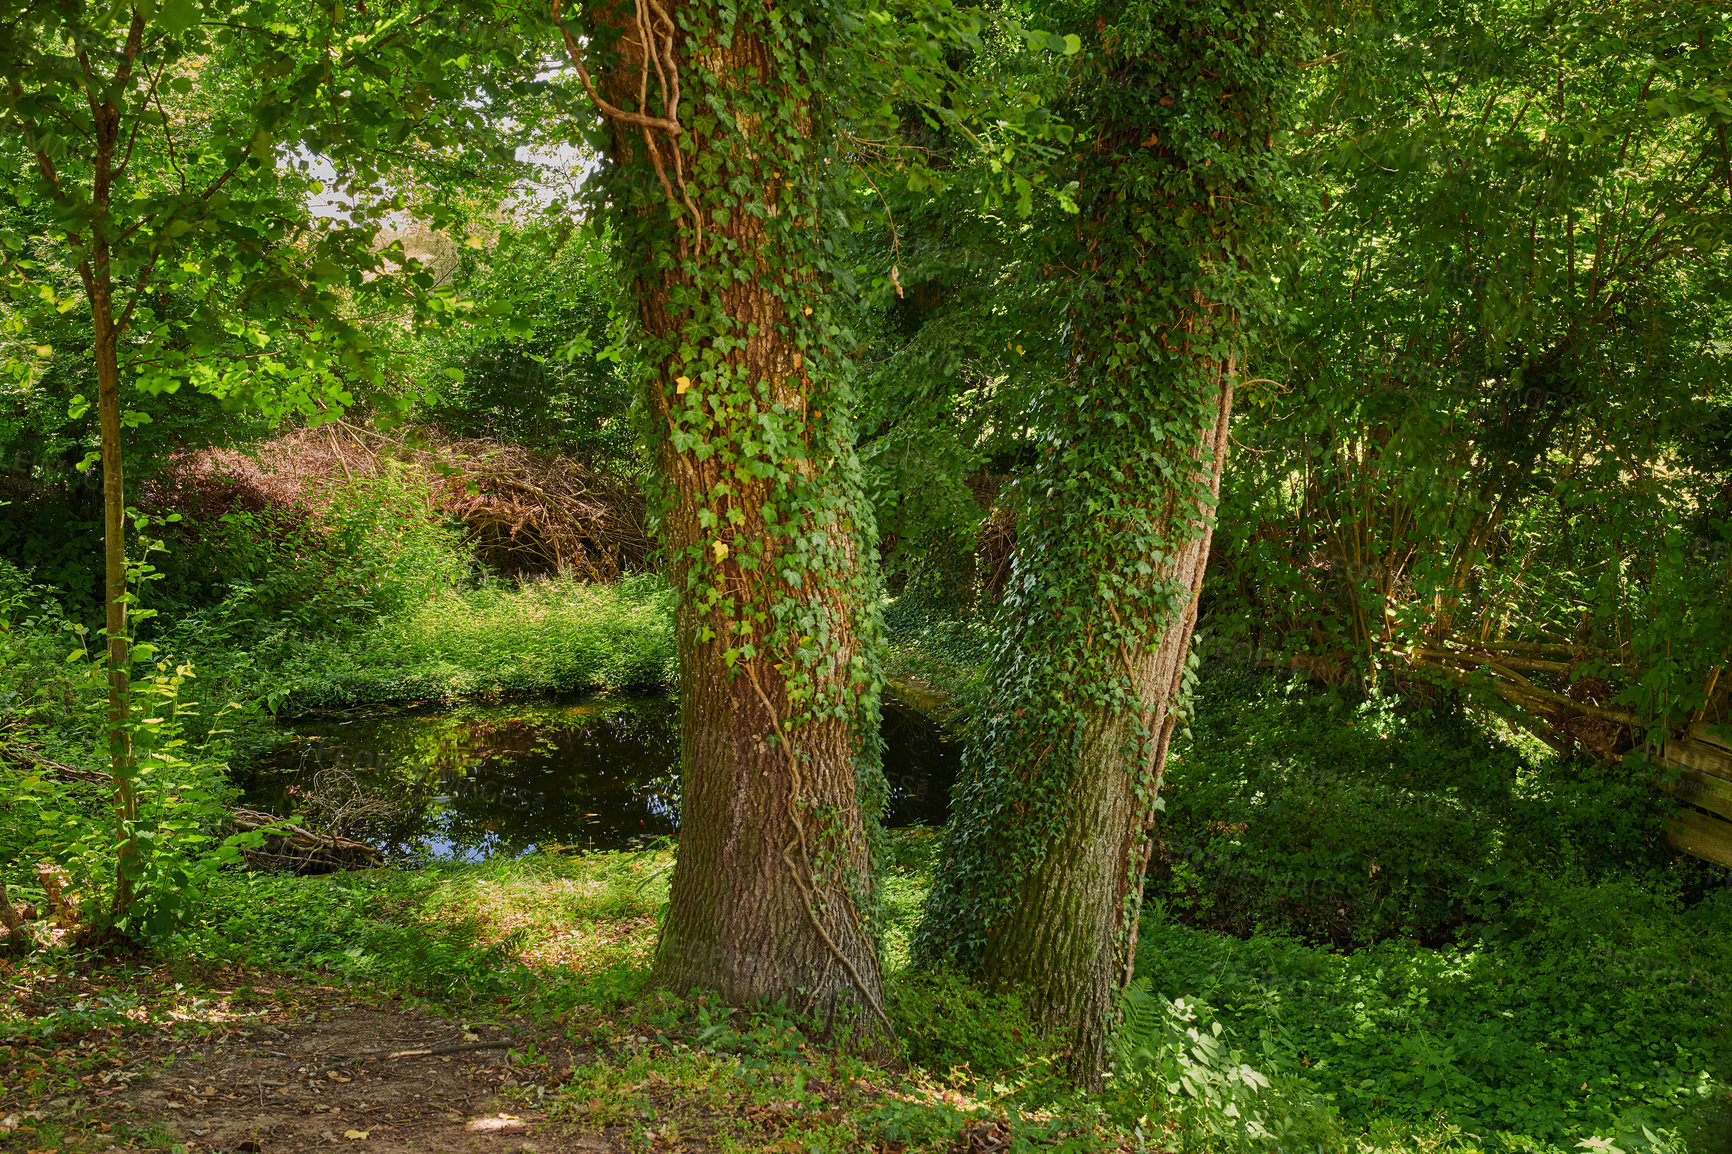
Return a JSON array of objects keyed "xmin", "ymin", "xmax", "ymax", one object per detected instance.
[{"xmin": 10, "ymin": 602, "xmax": 1726, "ymax": 1152}]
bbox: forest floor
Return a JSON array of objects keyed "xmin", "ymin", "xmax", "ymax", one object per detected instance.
[
  {"xmin": 0, "ymin": 965, "xmax": 609, "ymax": 1153},
  {"xmin": 0, "ymin": 954, "xmax": 1062, "ymax": 1154},
  {"xmin": 3, "ymin": 837, "xmax": 1728, "ymax": 1154},
  {"xmin": 0, "ymin": 854, "xmax": 1089, "ymax": 1154}
]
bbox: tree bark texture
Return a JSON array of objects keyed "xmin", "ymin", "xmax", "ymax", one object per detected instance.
[
  {"xmin": 978, "ymin": 370, "xmax": 1233, "ymax": 1082},
  {"xmin": 570, "ymin": 0, "xmax": 889, "ymax": 1028},
  {"xmin": 916, "ymin": 0, "xmax": 1293, "ymax": 1087}
]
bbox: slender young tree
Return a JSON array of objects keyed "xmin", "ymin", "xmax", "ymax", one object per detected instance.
[
  {"xmin": 556, "ymin": 0, "xmax": 891, "ymax": 1025},
  {"xmin": 1, "ymin": 0, "xmax": 529, "ymax": 937},
  {"xmin": 916, "ymin": 0, "xmax": 1302, "ymax": 1082}
]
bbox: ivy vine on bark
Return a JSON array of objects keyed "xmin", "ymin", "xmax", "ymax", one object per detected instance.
[
  {"xmin": 559, "ymin": 0, "xmax": 892, "ymax": 1026},
  {"xmin": 914, "ymin": 0, "xmax": 1307, "ymax": 1083}
]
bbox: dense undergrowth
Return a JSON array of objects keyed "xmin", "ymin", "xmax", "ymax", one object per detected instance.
[
  {"xmin": 881, "ymin": 601, "xmax": 1732, "ymax": 1151},
  {"xmin": 1132, "ymin": 663, "xmax": 1732, "ymax": 1146},
  {"xmin": 1153, "ymin": 663, "xmax": 1711, "ymax": 948},
  {"xmin": 3, "ymin": 516, "xmax": 1729, "ymax": 1151}
]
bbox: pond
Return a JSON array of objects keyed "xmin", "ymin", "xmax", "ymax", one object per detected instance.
[{"xmin": 239, "ymin": 692, "xmax": 959, "ymax": 862}]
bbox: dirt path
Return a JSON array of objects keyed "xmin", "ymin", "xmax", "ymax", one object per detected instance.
[{"xmin": 1, "ymin": 977, "xmax": 613, "ymax": 1153}]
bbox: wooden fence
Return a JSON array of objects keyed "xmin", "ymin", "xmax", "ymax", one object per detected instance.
[{"xmin": 1657, "ymin": 722, "xmax": 1732, "ymax": 869}]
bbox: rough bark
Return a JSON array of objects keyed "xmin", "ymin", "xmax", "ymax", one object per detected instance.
[
  {"xmin": 573, "ymin": 0, "xmax": 888, "ymax": 1028},
  {"xmin": 916, "ymin": 0, "xmax": 1291, "ymax": 1087},
  {"xmin": 979, "ymin": 372, "xmax": 1234, "ymax": 1083},
  {"xmin": 654, "ymin": 582, "xmax": 885, "ymax": 1023}
]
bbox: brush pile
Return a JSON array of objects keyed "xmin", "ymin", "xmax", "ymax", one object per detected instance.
[
  {"xmin": 429, "ymin": 436, "xmax": 649, "ymax": 579},
  {"xmin": 153, "ymin": 423, "xmax": 651, "ymax": 580},
  {"xmin": 229, "ymin": 807, "xmax": 387, "ymax": 875}
]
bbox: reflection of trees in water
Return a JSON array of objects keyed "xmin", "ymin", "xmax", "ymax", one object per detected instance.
[
  {"xmin": 243, "ymin": 736, "xmax": 448, "ymax": 859},
  {"xmin": 434, "ymin": 700, "xmax": 682, "ymax": 853},
  {"xmin": 248, "ymin": 698, "xmax": 683, "ymax": 858},
  {"xmin": 244, "ymin": 693, "xmax": 954, "ymax": 861}
]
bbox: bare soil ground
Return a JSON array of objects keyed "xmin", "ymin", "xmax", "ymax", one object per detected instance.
[{"xmin": 0, "ymin": 971, "xmax": 615, "ymax": 1154}]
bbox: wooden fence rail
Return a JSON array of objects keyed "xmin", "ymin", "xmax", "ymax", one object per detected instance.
[{"xmin": 1658, "ymin": 723, "xmax": 1732, "ymax": 870}]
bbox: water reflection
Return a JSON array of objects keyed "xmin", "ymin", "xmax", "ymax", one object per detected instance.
[{"xmin": 240, "ymin": 692, "xmax": 956, "ymax": 862}]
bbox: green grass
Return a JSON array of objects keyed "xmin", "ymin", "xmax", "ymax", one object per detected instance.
[
  {"xmin": 256, "ymin": 573, "xmax": 677, "ymax": 712},
  {"xmin": 174, "ymin": 838, "xmax": 1718, "ymax": 1153}
]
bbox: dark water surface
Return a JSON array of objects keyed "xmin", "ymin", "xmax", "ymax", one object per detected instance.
[{"xmin": 241, "ymin": 692, "xmax": 958, "ymax": 861}]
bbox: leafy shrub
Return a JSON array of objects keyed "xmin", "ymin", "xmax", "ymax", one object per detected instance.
[
  {"xmin": 0, "ymin": 561, "xmax": 109, "ymax": 736},
  {"xmin": 2, "ymin": 644, "xmax": 266, "ymax": 944},
  {"xmin": 1151, "ymin": 662, "xmax": 1675, "ymax": 947},
  {"xmin": 1109, "ymin": 981, "xmax": 1352, "ymax": 1150},
  {"xmin": 185, "ymin": 467, "xmax": 468, "ymax": 640}
]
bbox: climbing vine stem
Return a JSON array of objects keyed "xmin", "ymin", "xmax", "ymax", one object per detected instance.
[{"xmin": 567, "ymin": 0, "xmax": 892, "ymax": 1025}]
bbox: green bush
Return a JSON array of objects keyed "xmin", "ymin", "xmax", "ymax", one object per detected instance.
[
  {"xmin": 141, "ymin": 471, "xmax": 675, "ymax": 719},
  {"xmin": 1132, "ymin": 880, "xmax": 1731, "ymax": 1152},
  {"xmin": 178, "ymin": 468, "xmax": 469, "ymax": 641},
  {"xmin": 0, "ymin": 573, "xmax": 106, "ymax": 749},
  {"xmin": 1, "ymin": 635, "xmax": 265, "ymax": 944},
  {"xmin": 1151, "ymin": 662, "xmax": 1677, "ymax": 947},
  {"xmin": 1110, "ymin": 981, "xmax": 1351, "ymax": 1151}
]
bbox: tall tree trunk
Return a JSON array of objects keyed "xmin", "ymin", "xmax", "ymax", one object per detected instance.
[
  {"xmin": 915, "ymin": 0, "xmax": 1297, "ymax": 1085},
  {"xmin": 563, "ymin": 0, "xmax": 889, "ymax": 1027},
  {"xmin": 974, "ymin": 369, "xmax": 1233, "ymax": 1082}
]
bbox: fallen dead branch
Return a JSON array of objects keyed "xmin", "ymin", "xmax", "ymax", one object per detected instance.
[
  {"xmin": 0, "ymin": 720, "xmax": 109, "ymax": 785},
  {"xmin": 228, "ymin": 807, "xmax": 386, "ymax": 874}
]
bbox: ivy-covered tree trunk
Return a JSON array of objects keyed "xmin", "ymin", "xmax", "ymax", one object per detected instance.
[
  {"xmin": 915, "ymin": 0, "xmax": 1297, "ymax": 1084},
  {"xmin": 961, "ymin": 358, "xmax": 1234, "ymax": 1082},
  {"xmin": 565, "ymin": 0, "xmax": 889, "ymax": 1026}
]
